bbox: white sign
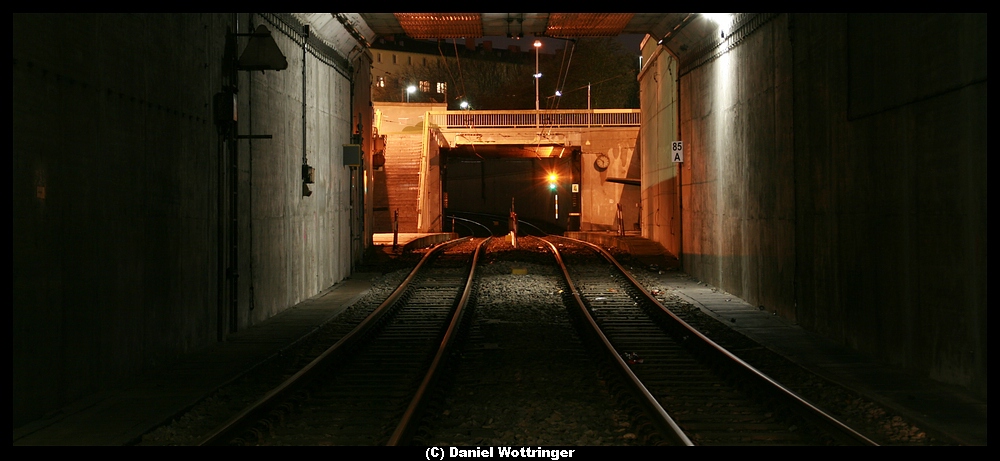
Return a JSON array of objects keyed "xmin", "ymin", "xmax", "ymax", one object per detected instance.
[
  {"xmin": 671, "ymin": 141, "xmax": 684, "ymax": 163},
  {"xmin": 571, "ymin": 183, "xmax": 579, "ymax": 193}
]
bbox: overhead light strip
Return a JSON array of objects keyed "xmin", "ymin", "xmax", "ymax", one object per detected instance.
[
  {"xmin": 394, "ymin": 13, "xmax": 483, "ymax": 39},
  {"xmin": 545, "ymin": 13, "xmax": 633, "ymax": 37}
]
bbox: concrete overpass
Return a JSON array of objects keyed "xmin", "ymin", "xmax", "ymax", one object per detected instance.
[
  {"xmin": 375, "ymin": 107, "xmax": 643, "ymax": 233},
  {"xmin": 13, "ymin": 13, "xmax": 986, "ymax": 428}
]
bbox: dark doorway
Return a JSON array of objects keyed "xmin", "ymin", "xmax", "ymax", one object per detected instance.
[{"xmin": 443, "ymin": 147, "xmax": 580, "ymax": 235}]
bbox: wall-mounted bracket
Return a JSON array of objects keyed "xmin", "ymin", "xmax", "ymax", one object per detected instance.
[{"xmin": 236, "ymin": 25, "xmax": 288, "ymax": 72}]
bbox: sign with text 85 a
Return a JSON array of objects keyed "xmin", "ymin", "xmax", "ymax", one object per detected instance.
[{"xmin": 671, "ymin": 141, "xmax": 684, "ymax": 163}]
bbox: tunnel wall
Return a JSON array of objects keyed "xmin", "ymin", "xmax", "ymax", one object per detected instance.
[
  {"xmin": 643, "ymin": 13, "xmax": 986, "ymax": 397},
  {"xmin": 13, "ymin": 13, "xmax": 367, "ymax": 426},
  {"xmin": 678, "ymin": 14, "xmax": 797, "ymax": 327},
  {"xmin": 790, "ymin": 14, "xmax": 986, "ymax": 397},
  {"xmin": 238, "ymin": 14, "xmax": 358, "ymax": 325},
  {"xmin": 638, "ymin": 46, "xmax": 681, "ymax": 257}
]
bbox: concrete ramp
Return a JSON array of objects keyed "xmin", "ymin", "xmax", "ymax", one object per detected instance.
[{"xmin": 564, "ymin": 231, "xmax": 679, "ymax": 270}]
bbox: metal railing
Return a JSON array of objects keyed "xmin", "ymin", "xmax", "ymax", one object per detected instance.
[{"xmin": 427, "ymin": 109, "xmax": 640, "ymax": 130}]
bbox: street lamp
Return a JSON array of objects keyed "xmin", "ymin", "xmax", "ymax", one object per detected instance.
[
  {"xmin": 406, "ymin": 85, "xmax": 416, "ymax": 103},
  {"xmin": 533, "ymin": 40, "xmax": 542, "ymax": 112}
]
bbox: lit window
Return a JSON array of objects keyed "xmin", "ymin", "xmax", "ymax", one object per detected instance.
[
  {"xmin": 376, "ymin": 76, "xmax": 385, "ymax": 88},
  {"xmin": 419, "ymin": 80, "xmax": 430, "ymax": 93},
  {"xmin": 436, "ymin": 82, "xmax": 447, "ymax": 94}
]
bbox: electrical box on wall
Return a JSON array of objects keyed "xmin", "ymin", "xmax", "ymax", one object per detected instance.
[
  {"xmin": 301, "ymin": 164, "xmax": 314, "ymax": 197},
  {"xmin": 214, "ymin": 90, "xmax": 237, "ymax": 124},
  {"xmin": 343, "ymin": 144, "xmax": 362, "ymax": 167}
]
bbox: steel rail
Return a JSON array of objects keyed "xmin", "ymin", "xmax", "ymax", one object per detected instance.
[
  {"xmin": 387, "ymin": 237, "xmax": 491, "ymax": 445},
  {"xmin": 552, "ymin": 235, "xmax": 879, "ymax": 446},
  {"xmin": 196, "ymin": 237, "xmax": 470, "ymax": 446},
  {"xmin": 445, "ymin": 211, "xmax": 551, "ymax": 237},
  {"xmin": 445, "ymin": 214, "xmax": 495, "ymax": 237}
]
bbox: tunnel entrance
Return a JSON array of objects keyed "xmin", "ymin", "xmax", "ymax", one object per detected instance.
[{"xmin": 442, "ymin": 145, "xmax": 581, "ymax": 235}]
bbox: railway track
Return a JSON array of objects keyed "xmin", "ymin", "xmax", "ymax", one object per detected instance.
[
  {"xmin": 198, "ymin": 237, "xmax": 486, "ymax": 446},
  {"xmin": 548, "ymin": 235, "xmax": 877, "ymax": 446},
  {"xmin": 169, "ymin": 232, "xmax": 878, "ymax": 446},
  {"xmin": 412, "ymin": 237, "xmax": 652, "ymax": 446}
]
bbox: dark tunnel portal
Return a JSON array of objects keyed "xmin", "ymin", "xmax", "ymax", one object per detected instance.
[{"xmin": 443, "ymin": 146, "xmax": 581, "ymax": 235}]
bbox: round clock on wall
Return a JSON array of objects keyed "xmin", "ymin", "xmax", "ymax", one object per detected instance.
[{"xmin": 594, "ymin": 153, "xmax": 610, "ymax": 171}]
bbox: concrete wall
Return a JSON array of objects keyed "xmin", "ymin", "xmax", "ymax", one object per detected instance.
[
  {"xmin": 578, "ymin": 128, "xmax": 642, "ymax": 231},
  {"xmin": 678, "ymin": 15, "xmax": 797, "ymax": 324},
  {"xmin": 419, "ymin": 126, "xmax": 444, "ymax": 232},
  {"xmin": 13, "ymin": 13, "xmax": 369, "ymax": 426},
  {"xmin": 790, "ymin": 14, "xmax": 986, "ymax": 397},
  {"xmin": 639, "ymin": 13, "xmax": 986, "ymax": 397},
  {"xmin": 237, "ymin": 14, "xmax": 361, "ymax": 326},
  {"xmin": 352, "ymin": 45, "xmax": 374, "ymax": 264},
  {"xmin": 638, "ymin": 46, "xmax": 680, "ymax": 255}
]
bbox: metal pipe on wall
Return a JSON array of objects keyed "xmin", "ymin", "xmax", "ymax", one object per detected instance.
[
  {"xmin": 302, "ymin": 24, "xmax": 309, "ymax": 176},
  {"xmin": 228, "ymin": 13, "xmax": 241, "ymax": 335}
]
